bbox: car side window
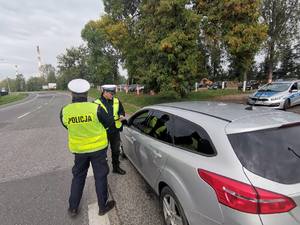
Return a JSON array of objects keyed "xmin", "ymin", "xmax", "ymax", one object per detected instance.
[
  {"xmin": 291, "ymin": 82, "xmax": 297, "ymax": 91},
  {"xmin": 174, "ymin": 118, "xmax": 215, "ymax": 155},
  {"xmin": 297, "ymin": 82, "xmax": 300, "ymax": 90},
  {"xmin": 131, "ymin": 110, "xmax": 151, "ymax": 132},
  {"xmin": 144, "ymin": 111, "xmax": 173, "ymax": 144}
]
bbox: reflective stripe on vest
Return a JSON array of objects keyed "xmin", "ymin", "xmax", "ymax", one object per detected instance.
[
  {"xmin": 113, "ymin": 98, "xmax": 121, "ymax": 129},
  {"xmin": 62, "ymin": 102, "xmax": 108, "ymax": 154},
  {"xmin": 93, "ymin": 99, "xmax": 108, "ymax": 113},
  {"xmin": 94, "ymin": 97, "xmax": 121, "ymax": 129}
]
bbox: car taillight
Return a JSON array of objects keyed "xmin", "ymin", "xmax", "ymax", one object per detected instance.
[{"xmin": 198, "ymin": 169, "xmax": 296, "ymax": 214}]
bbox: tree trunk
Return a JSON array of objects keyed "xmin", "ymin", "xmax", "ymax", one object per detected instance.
[{"xmin": 267, "ymin": 42, "xmax": 275, "ymax": 83}]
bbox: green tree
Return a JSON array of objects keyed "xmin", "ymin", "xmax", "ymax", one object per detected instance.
[
  {"xmin": 15, "ymin": 74, "xmax": 26, "ymax": 91},
  {"xmin": 196, "ymin": 0, "xmax": 267, "ymax": 91},
  {"xmin": 277, "ymin": 42, "xmax": 300, "ymax": 78},
  {"xmin": 56, "ymin": 46, "xmax": 90, "ymax": 89},
  {"xmin": 26, "ymin": 76, "xmax": 45, "ymax": 91},
  {"xmin": 81, "ymin": 20, "xmax": 121, "ymax": 85},
  {"xmin": 261, "ymin": 0, "xmax": 300, "ymax": 82},
  {"xmin": 40, "ymin": 64, "xmax": 56, "ymax": 83},
  {"xmin": 135, "ymin": 0, "xmax": 202, "ymax": 97}
]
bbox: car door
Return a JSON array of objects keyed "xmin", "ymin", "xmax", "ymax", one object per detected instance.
[
  {"xmin": 296, "ymin": 81, "xmax": 300, "ymax": 105},
  {"xmin": 134, "ymin": 110, "xmax": 174, "ymax": 188},
  {"xmin": 289, "ymin": 82, "xmax": 299, "ymax": 106},
  {"xmin": 122, "ymin": 110, "xmax": 151, "ymax": 168}
]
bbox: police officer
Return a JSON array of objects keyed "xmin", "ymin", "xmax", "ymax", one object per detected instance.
[
  {"xmin": 94, "ymin": 84, "xmax": 126, "ymax": 175},
  {"xmin": 60, "ymin": 79, "xmax": 115, "ymax": 217}
]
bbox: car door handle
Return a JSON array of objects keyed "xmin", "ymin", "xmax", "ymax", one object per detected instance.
[
  {"xmin": 153, "ymin": 151, "xmax": 162, "ymax": 158},
  {"xmin": 124, "ymin": 135, "xmax": 136, "ymax": 143},
  {"xmin": 131, "ymin": 136, "xmax": 136, "ymax": 142}
]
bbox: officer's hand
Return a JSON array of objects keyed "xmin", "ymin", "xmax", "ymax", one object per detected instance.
[{"xmin": 119, "ymin": 115, "xmax": 126, "ymax": 121}]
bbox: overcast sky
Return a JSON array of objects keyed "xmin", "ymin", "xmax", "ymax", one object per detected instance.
[{"xmin": 0, "ymin": 0, "xmax": 104, "ymax": 80}]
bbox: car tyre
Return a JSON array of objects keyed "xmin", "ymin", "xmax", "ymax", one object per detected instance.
[
  {"xmin": 283, "ymin": 99, "xmax": 291, "ymax": 111},
  {"xmin": 160, "ymin": 186, "xmax": 189, "ymax": 225}
]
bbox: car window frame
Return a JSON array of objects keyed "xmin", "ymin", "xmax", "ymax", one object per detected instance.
[
  {"xmin": 145, "ymin": 110, "xmax": 174, "ymax": 144},
  {"xmin": 128, "ymin": 109, "xmax": 217, "ymax": 157},
  {"xmin": 128, "ymin": 109, "xmax": 151, "ymax": 129},
  {"xmin": 129, "ymin": 109, "xmax": 175, "ymax": 145},
  {"xmin": 172, "ymin": 115, "xmax": 217, "ymax": 157}
]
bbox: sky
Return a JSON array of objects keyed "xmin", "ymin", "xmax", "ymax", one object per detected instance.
[{"xmin": 0, "ymin": 0, "xmax": 105, "ymax": 80}]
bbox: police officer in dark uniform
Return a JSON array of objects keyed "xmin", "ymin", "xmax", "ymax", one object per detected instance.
[
  {"xmin": 60, "ymin": 79, "xmax": 115, "ymax": 217},
  {"xmin": 94, "ymin": 84, "xmax": 126, "ymax": 175}
]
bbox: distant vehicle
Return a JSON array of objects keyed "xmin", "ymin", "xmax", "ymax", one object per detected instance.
[
  {"xmin": 122, "ymin": 101, "xmax": 300, "ymax": 225},
  {"xmin": 128, "ymin": 84, "xmax": 145, "ymax": 92},
  {"xmin": 208, "ymin": 81, "xmax": 227, "ymax": 90},
  {"xmin": 198, "ymin": 78, "xmax": 213, "ymax": 88},
  {"xmin": 42, "ymin": 83, "xmax": 57, "ymax": 90},
  {"xmin": 0, "ymin": 87, "xmax": 8, "ymax": 96},
  {"xmin": 248, "ymin": 80, "xmax": 300, "ymax": 110},
  {"xmin": 117, "ymin": 84, "xmax": 128, "ymax": 91},
  {"xmin": 48, "ymin": 83, "xmax": 57, "ymax": 90},
  {"xmin": 238, "ymin": 80, "xmax": 260, "ymax": 90}
]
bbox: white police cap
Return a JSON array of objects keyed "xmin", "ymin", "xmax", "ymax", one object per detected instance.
[
  {"xmin": 68, "ymin": 79, "xmax": 90, "ymax": 93},
  {"xmin": 101, "ymin": 84, "xmax": 116, "ymax": 92}
]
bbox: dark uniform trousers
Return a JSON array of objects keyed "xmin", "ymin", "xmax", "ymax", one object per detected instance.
[
  {"xmin": 108, "ymin": 132, "xmax": 121, "ymax": 168},
  {"xmin": 69, "ymin": 149, "xmax": 109, "ymax": 210}
]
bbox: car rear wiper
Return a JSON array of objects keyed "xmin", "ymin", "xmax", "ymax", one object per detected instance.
[{"xmin": 288, "ymin": 147, "xmax": 300, "ymax": 159}]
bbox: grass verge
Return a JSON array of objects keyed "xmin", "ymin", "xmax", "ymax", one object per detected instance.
[
  {"xmin": 89, "ymin": 88, "xmax": 248, "ymax": 115},
  {"xmin": 0, "ymin": 93, "xmax": 28, "ymax": 106}
]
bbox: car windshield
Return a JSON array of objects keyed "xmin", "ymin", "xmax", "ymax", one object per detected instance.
[
  {"xmin": 228, "ymin": 124, "xmax": 300, "ymax": 184},
  {"xmin": 258, "ymin": 82, "xmax": 290, "ymax": 92}
]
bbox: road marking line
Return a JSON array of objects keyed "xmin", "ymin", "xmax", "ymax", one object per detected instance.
[
  {"xmin": 17, "ymin": 112, "xmax": 31, "ymax": 119},
  {"xmin": 37, "ymin": 106, "xmax": 42, "ymax": 109},
  {"xmin": 88, "ymin": 203, "xmax": 110, "ymax": 225},
  {"xmin": 87, "ymin": 167, "xmax": 94, "ymax": 177}
]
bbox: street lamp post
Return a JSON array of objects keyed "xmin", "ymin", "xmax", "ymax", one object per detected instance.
[
  {"xmin": 6, "ymin": 76, "xmax": 11, "ymax": 93},
  {"xmin": 0, "ymin": 59, "xmax": 20, "ymax": 94}
]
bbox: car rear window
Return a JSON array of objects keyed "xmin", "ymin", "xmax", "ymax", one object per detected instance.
[{"xmin": 228, "ymin": 125, "xmax": 300, "ymax": 184}]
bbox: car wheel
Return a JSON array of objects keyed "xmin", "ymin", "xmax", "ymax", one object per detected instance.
[
  {"xmin": 160, "ymin": 186, "xmax": 189, "ymax": 225},
  {"xmin": 283, "ymin": 99, "xmax": 291, "ymax": 110}
]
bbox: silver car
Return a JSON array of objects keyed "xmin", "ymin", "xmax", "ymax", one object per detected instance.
[
  {"xmin": 121, "ymin": 101, "xmax": 300, "ymax": 225},
  {"xmin": 248, "ymin": 80, "xmax": 300, "ymax": 109}
]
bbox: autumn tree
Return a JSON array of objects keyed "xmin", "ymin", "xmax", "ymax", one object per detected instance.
[
  {"xmin": 56, "ymin": 46, "xmax": 90, "ymax": 89},
  {"xmin": 261, "ymin": 0, "xmax": 300, "ymax": 82},
  {"xmin": 196, "ymin": 0, "xmax": 267, "ymax": 91},
  {"xmin": 81, "ymin": 20, "xmax": 121, "ymax": 85},
  {"xmin": 40, "ymin": 64, "xmax": 56, "ymax": 83}
]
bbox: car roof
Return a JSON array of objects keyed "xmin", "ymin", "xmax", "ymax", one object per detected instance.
[{"xmin": 145, "ymin": 101, "xmax": 300, "ymax": 134}]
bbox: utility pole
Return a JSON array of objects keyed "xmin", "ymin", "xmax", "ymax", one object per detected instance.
[
  {"xmin": 7, "ymin": 76, "xmax": 11, "ymax": 93},
  {"xmin": 37, "ymin": 45, "xmax": 42, "ymax": 77}
]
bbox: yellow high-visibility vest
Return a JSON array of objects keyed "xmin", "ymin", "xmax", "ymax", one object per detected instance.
[
  {"xmin": 62, "ymin": 102, "xmax": 108, "ymax": 153},
  {"xmin": 94, "ymin": 97, "xmax": 121, "ymax": 129}
]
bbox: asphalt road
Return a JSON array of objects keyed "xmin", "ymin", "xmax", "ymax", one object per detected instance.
[{"xmin": 0, "ymin": 92, "xmax": 164, "ymax": 225}]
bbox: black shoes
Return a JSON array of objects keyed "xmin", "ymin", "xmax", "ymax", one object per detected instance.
[
  {"xmin": 68, "ymin": 208, "xmax": 78, "ymax": 217},
  {"xmin": 112, "ymin": 166, "xmax": 126, "ymax": 175},
  {"xmin": 98, "ymin": 200, "xmax": 116, "ymax": 216}
]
